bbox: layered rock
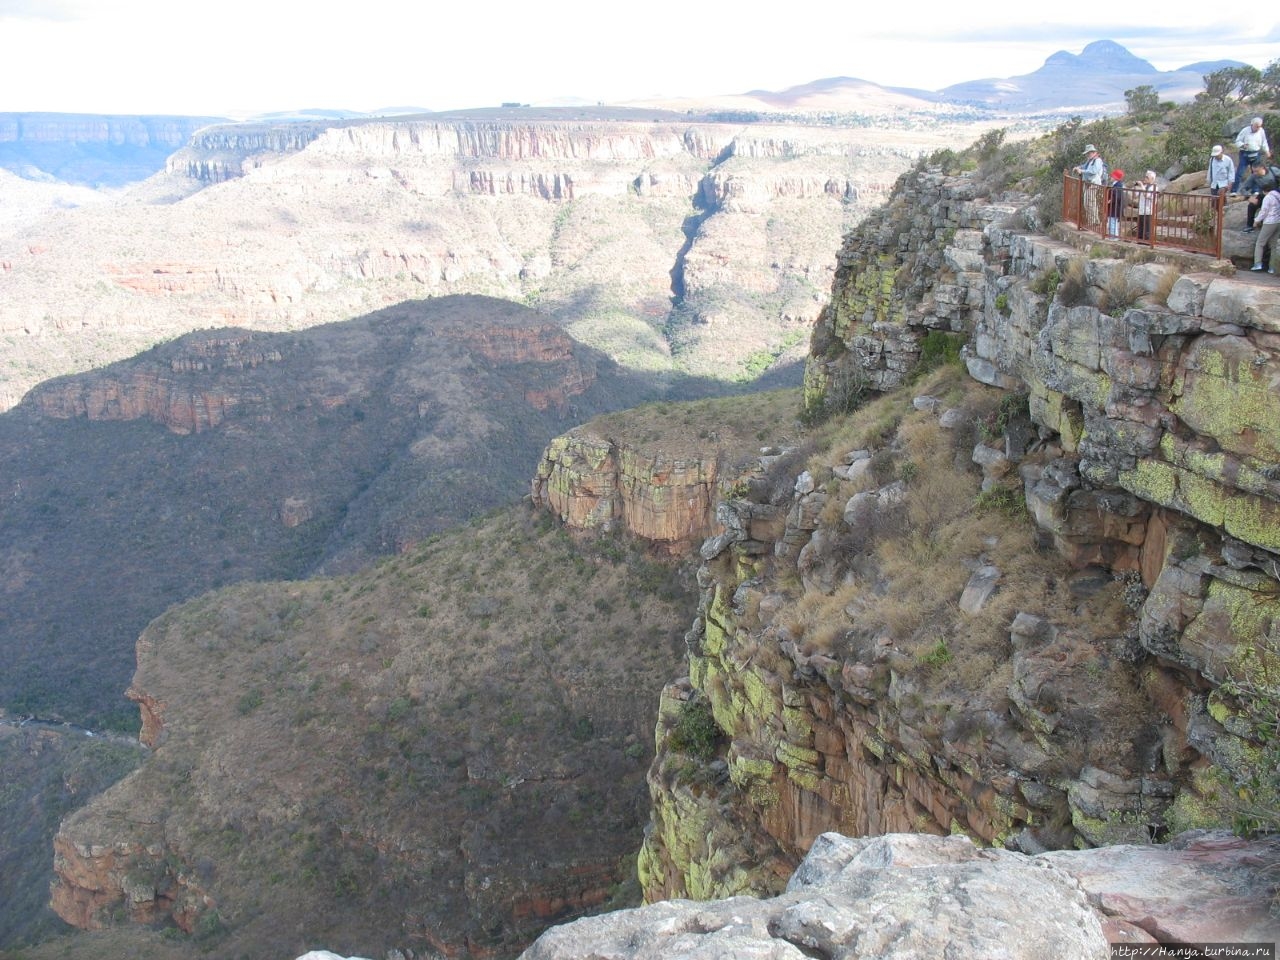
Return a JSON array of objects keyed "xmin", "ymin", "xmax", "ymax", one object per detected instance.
[
  {"xmin": 531, "ymin": 433, "xmax": 723, "ymax": 548},
  {"xmin": 641, "ymin": 162, "xmax": 1280, "ymax": 911},
  {"xmin": 0, "ymin": 111, "xmax": 974, "ymax": 410}
]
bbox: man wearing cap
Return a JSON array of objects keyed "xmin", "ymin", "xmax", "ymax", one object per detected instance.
[
  {"xmin": 1073, "ymin": 144, "xmax": 1107, "ymax": 185},
  {"xmin": 1208, "ymin": 145, "xmax": 1234, "ymax": 197},
  {"xmin": 1231, "ymin": 117, "xmax": 1270, "ymax": 194}
]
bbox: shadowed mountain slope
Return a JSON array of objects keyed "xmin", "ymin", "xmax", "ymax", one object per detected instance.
[{"xmin": 0, "ymin": 295, "xmax": 667, "ymax": 730}]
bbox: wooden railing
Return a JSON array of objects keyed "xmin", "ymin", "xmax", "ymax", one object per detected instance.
[{"xmin": 1062, "ymin": 172, "xmax": 1225, "ymax": 259}]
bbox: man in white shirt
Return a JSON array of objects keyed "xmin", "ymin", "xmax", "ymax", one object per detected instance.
[{"xmin": 1232, "ymin": 117, "xmax": 1271, "ymax": 194}]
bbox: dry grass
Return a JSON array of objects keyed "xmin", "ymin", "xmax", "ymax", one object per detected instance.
[
  {"xmin": 782, "ymin": 367, "xmax": 1153, "ymax": 769},
  {"xmin": 59, "ymin": 502, "xmax": 698, "ymax": 958}
]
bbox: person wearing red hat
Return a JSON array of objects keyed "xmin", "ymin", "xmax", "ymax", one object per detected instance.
[{"xmin": 1107, "ymin": 168, "xmax": 1125, "ymax": 238}]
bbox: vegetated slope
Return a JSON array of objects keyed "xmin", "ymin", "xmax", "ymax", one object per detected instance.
[
  {"xmin": 0, "ymin": 295, "xmax": 666, "ymax": 730},
  {"xmin": 0, "ymin": 726, "xmax": 142, "ymax": 949},
  {"xmin": 44, "ymin": 502, "xmax": 698, "ymax": 960},
  {"xmin": 12, "ymin": 389, "xmax": 798, "ymax": 960},
  {"xmin": 0, "ymin": 114, "xmax": 978, "ymax": 408}
]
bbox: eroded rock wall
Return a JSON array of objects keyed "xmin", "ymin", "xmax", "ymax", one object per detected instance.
[{"xmin": 641, "ymin": 164, "xmax": 1280, "ymax": 906}]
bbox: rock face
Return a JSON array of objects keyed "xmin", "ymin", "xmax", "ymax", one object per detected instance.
[
  {"xmin": 640, "ymin": 161, "xmax": 1280, "ymax": 912},
  {"xmin": 0, "ymin": 112, "xmax": 223, "ymax": 187},
  {"xmin": 0, "ymin": 111, "xmax": 972, "ymax": 410},
  {"xmin": 531, "ymin": 434, "xmax": 724, "ymax": 549},
  {"xmin": 521, "ymin": 832, "xmax": 1278, "ymax": 959}
]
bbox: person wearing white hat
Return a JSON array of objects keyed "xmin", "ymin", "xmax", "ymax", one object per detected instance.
[
  {"xmin": 1073, "ymin": 144, "xmax": 1107, "ymax": 185},
  {"xmin": 1208, "ymin": 144, "xmax": 1234, "ymax": 197},
  {"xmin": 1232, "ymin": 117, "xmax": 1270, "ymax": 194}
]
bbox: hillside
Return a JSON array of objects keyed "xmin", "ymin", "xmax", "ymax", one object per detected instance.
[
  {"xmin": 14, "ymin": 390, "xmax": 801, "ymax": 960},
  {"xmin": 0, "ymin": 295, "xmax": 672, "ymax": 730}
]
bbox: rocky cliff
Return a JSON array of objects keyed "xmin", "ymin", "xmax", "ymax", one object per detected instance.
[
  {"xmin": 0, "ymin": 112, "xmax": 992, "ymax": 410},
  {"xmin": 529, "ymin": 391, "xmax": 803, "ymax": 551},
  {"xmin": 637, "ymin": 162, "xmax": 1280, "ymax": 916},
  {"xmin": 0, "ymin": 112, "xmax": 224, "ymax": 187}
]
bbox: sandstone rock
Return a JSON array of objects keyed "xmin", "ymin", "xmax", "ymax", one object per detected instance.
[{"xmin": 521, "ymin": 833, "xmax": 1109, "ymax": 960}]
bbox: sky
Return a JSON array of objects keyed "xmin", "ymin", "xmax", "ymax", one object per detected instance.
[{"xmin": 1, "ymin": 1, "xmax": 1276, "ymax": 118}]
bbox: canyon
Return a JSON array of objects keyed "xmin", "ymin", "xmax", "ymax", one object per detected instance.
[
  {"xmin": 37, "ymin": 152, "xmax": 1280, "ymax": 957},
  {"xmin": 0, "ymin": 110, "xmax": 1010, "ymax": 412},
  {"xmin": 7, "ymin": 52, "xmax": 1280, "ymax": 959}
]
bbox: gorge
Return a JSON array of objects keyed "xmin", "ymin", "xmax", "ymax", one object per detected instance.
[
  {"xmin": 5, "ymin": 53, "xmax": 1280, "ymax": 959},
  {"xmin": 29, "ymin": 140, "xmax": 1280, "ymax": 958}
]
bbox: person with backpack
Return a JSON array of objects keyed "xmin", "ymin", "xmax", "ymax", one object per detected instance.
[
  {"xmin": 1073, "ymin": 144, "xmax": 1107, "ymax": 185},
  {"xmin": 1242, "ymin": 162, "xmax": 1279, "ymax": 233},
  {"xmin": 1231, "ymin": 117, "xmax": 1270, "ymax": 194}
]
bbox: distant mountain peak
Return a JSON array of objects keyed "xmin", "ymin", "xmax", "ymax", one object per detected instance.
[{"xmin": 1043, "ymin": 38, "xmax": 1158, "ymax": 74}]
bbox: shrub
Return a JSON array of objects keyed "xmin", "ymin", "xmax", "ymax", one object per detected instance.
[
  {"xmin": 917, "ymin": 331, "xmax": 967, "ymax": 374},
  {"xmin": 668, "ymin": 698, "xmax": 722, "ymax": 761},
  {"xmin": 1216, "ymin": 639, "xmax": 1280, "ymax": 836}
]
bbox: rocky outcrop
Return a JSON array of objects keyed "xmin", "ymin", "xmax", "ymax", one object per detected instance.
[
  {"xmin": 28, "ymin": 332, "xmax": 281, "ymax": 433},
  {"xmin": 524, "ymin": 832, "xmax": 1278, "ymax": 959},
  {"xmin": 641, "ymin": 162, "xmax": 1280, "ymax": 911},
  {"xmin": 531, "ymin": 433, "xmax": 723, "ymax": 548},
  {"xmin": 51, "ymin": 748, "xmax": 215, "ymax": 936}
]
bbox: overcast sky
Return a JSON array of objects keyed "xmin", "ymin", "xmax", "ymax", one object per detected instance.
[{"xmin": 1, "ymin": 1, "xmax": 1276, "ymax": 118}]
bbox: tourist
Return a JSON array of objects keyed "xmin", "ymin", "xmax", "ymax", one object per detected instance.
[
  {"xmin": 1073, "ymin": 144, "xmax": 1107, "ymax": 185},
  {"xmin": 1207, "ymin": 145, "xmax": 1234, "ymax": 197},
  {"xmin": 1135, "ymin": 171, "xmax": 1157, "ymax": 241},
  {"xmin": 1231, "ymin": 117, "xmax": 1270, "ymax": 194},
  {"xmin": 1242, "ymin": 163, "xmax": 1279, "ymax": 234},
  {"xmin": 1250, "ymin": 186, "xmax": 1279, "ymax": 273},
  {"xmin": 1107, "ymin": 169, "xmax": 1125, "ymax": 238}
]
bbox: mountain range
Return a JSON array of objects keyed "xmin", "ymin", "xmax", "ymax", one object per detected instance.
[{"xmin": 0, "ymin": 41, "xmax": 1245, "ymax": 189}]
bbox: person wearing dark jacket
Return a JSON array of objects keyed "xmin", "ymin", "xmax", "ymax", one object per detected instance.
[
  {"xmin": 1242, "ymin": 163, "xmax": 1279, "ymax": 233},
  {"xmin": 1106, "ymin": 168, "xmax": 1125, "ymax": 237}
]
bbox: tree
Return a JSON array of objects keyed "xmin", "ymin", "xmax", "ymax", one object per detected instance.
[
  {"xmin": 1125, "ymin": 85, "xmax": 1161, "ymax": 122},
  {"xmin": 1261, "ymin": 59, "xmax": 1280, "ymax": 104},
  {"xmin": 1162, "ymin": 100, "xmax": 1234, "ymax": 168},
  {"xmin": 1199, "ymin": 66, "xmax": 1263, "ymax": 107}
]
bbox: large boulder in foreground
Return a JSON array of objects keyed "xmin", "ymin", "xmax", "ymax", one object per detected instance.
[{"xmin": 517, "ymin": 831, "xmax": 1279, "ymax": 960}]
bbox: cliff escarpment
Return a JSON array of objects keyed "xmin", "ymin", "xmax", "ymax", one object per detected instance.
[
  {"xmin": 530, "ymin": 391, "xmax": 803, "ymax": 551},
  {"xmin": 0, "ymin": 113, "xmax": 991, "ymax": 410},
  {"xmin": 0, "ymin": 112, "xmax": 224, "ymax": 188},
  {"xmin": 0, "ymin": 295, "xmax": 657, "ymax": 731},
  {"xmin": 638, "ymin": 163, "xmax": 1280, "ymax": 920}
]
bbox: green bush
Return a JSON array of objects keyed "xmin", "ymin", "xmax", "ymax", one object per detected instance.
[
  {"xmin": 668, "ymin": 698, "xmax": 722, "ymax": 761},
  {"xmin": 917, "ymin": 331, "xmax": 967, "ymax": 374}
]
